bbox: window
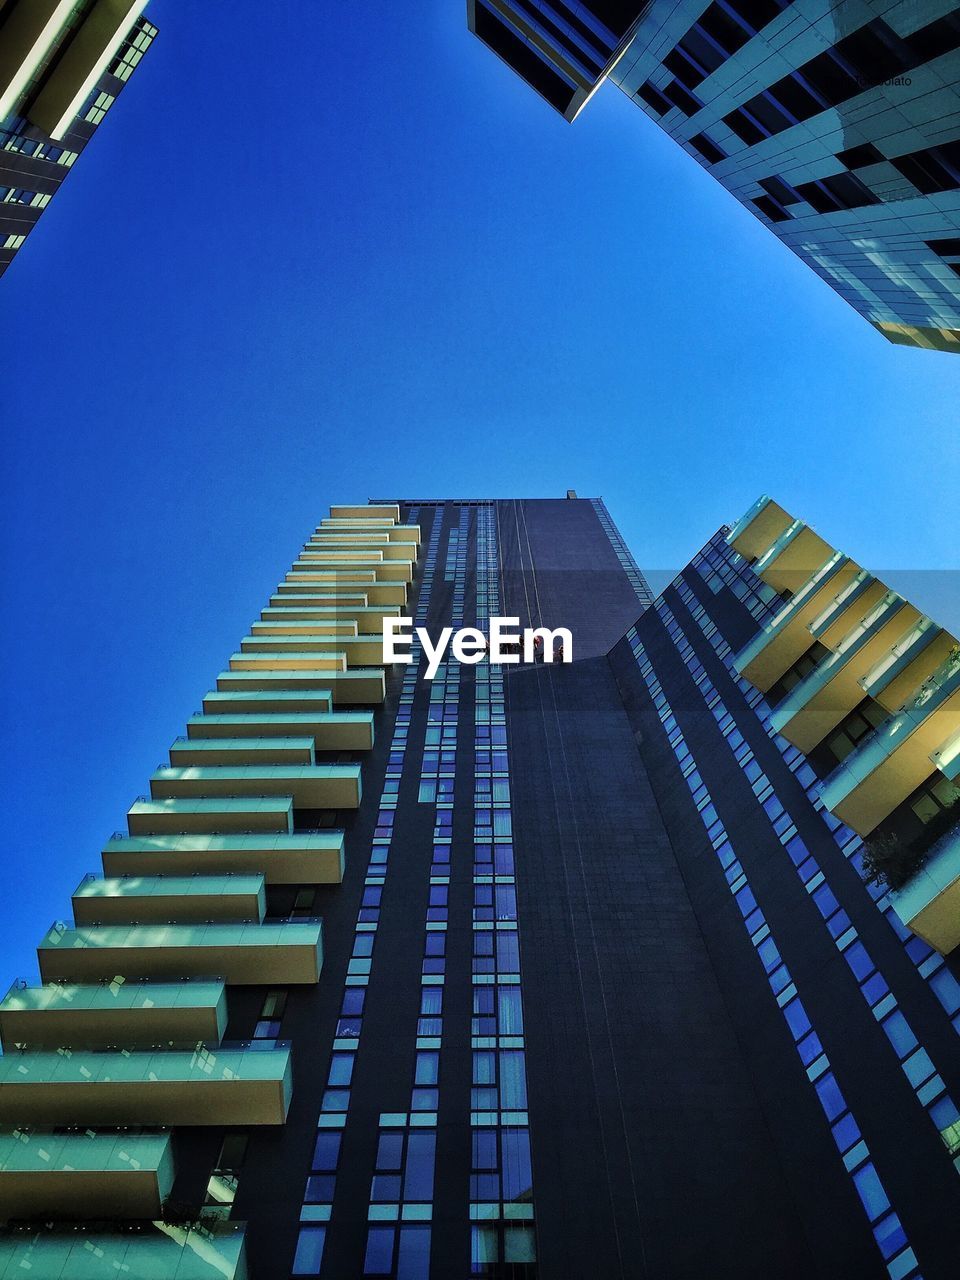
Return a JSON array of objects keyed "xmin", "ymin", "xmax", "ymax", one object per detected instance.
[
  {"xmin": 824, "ymin": 698, "xmax": 887, "ymax": 765},
  {"xmin": 689, "ymin": 132, "xmax": 726, "ymax": 164},
  {"xmin": 637, "ymin": 81, "xmax": 671, "ymax": 115},
  {"xmin": 292, "ymin": 1227, "xmax": 326, "ymax": 1275},
  {"xmin": 662, "ymin": 79, "xmax": 701, "ymax": 116},
  {"xmin": 794, "ymin": 170, "xmax": 880, "ymax": 213}
]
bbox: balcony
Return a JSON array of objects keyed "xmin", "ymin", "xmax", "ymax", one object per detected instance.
[
  {"xmin": 260, "ymin": 603, "xmax": 401, "ymax": 627},
  {"xmin": 0, "ymin": 1223, "xmax": 248, "ymax": 1280},
  {"xmin": 821, "ymin": 651, "xmax": 960, "ymax": 834},
  {"xmin": 71, "ymin": 874, "xmax": 267, "ymax": 925},
  {"xmin": 170, "ymin": 735, "xmax": 317, "ymax": 766},
  {"xmin": 267, "ymin": 591, "xmax": 371, "ymax": 611},
  {"xmin": 0, "ymin": 979, "xmax": 227, "ymax": 1050},
  {"xmin": 202, "ymin": 689, "xmax": 334, "ymax": 716},
  {"xmin": 858, "ymin": 618, "xmax": 954, "ymax": 713},
  {"xmin": 239, "ymin": 634, "xmax": 385, "ymax": 666},
  {"xmin": 0, "ymin": 1130, "xmax": 174, "ymax": 1221},
  {"xmin": 214, "ymin": 669, "xmax": 386, "ymax": 705},
  {"xmin": 127, "ymin": 797, "xmax": 293, "ymax": 836},
  {"xmin": 808, "ymin": 571, "xmax": 888, "ymax": 648},
  {"xmin": 750, "ymin": 519, "xmax": 834, "ymax": 595},
  {"xmin": 319, "ymin": 518, "xmax": 420, "ymax": 544},
  {"xmin": 306, "ymin": 535, "xmax": 419, "ymax": 561},
  {"xmin": 770, "ymin": 592, "xmax": 918, "ymax": 753},
  {"xmin": 38, "ymin": 920, "xmax": 324, "ymax": 985},
  {"xmin": 734, "ymin": 552, "xmax": 860, "ymax": 691},
  {"xmin": 229, "ymin": 649, "xmax": 346, "ymax": 673},
  {"xmin": 275, "ymin": 579, "xmax": 407, "ymax": 606},
  {"xmin": 726, "ymin": 496, "xmax": 793, "ymax": 561},
  {"xmin": 149, "ymin": 763, "xmax": 362, "ymax": 808},
  {"xmin": 890, "ymin": 821, "xmax": 960, "ymax": 953},
  {"xmin": 0, "ymin": 1043, "xmax": 292, "ymax": 1127},
  {"xmin": 329, "ymin": 503, "xmax": 400, "ymax": 520},
  {"xmin": 102, "ymin": 832, "xmax": 346, "ymax": 885},
  {"xmin": 254, "ymin": 617, "xmax": 358, "ymax": 636},
  {"xmin": 290, "ymin": 558, "xmax": 413, "ymax": 583},
  {"xmin": 185, "ymin": 711, "xmax": 373, "ymax": 752}
]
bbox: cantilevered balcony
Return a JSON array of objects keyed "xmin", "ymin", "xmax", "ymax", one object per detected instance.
[
  {"xmin": 821, "ymin": 651, "xmax": 960, "ymax": 834},
  {"xmin": 149, "ymin": 763, "xmax": 362, "ymax": 809},
  {"xmin": 734, "ymin": 552, "xmax": 861, "ymax": 691},
  {"xmin": 318, "ymin": 518, "xmax": 420, "ymax": 544},
  {"xmin": 261, "ymin": 603, "xmax": 401, "ymax": 627},
  {"xmin": 0, "ymin": 1223, "xmax": 248, "ymax": 1280},
  {"xmin": 0, "ymin": 1130, "xmax": 174, "ymax": 1221},
  {"xmin": 239, "ymin": 634, "xmax": 385, "ymax": 666},
  {"xmin": 726, "ymin": 496, "xmax": 794, "ymax": 561},
  {"xmin": 750, "ymin": 519, "xmax": 834, "ymax": 595},
  {"xmin": 0, "ymin": 979, "xmax": 227, "ymax": 1050},
  {"xmin": 228, "ymin": 649, "xmax": 347, "ymax": 673},
  {"xmin": 127, "ymin": 796, "xmax": 293, "ymax": 836},
  {"xmin": 0, "ymin": 1043, "xmax": 293, "ymax": 1126},
  {"xmin": 71, "ymin": 874, "xmax": 267, "ymax": 925},
  {"xmin": 808, "ymin": 571, "xmax": 889, "ymax": 648},
  {"xmin": 770, "ymin": 592, "xmax": 918, "ymax": 753},
  {"xmin": 254, "ymin": 617, "xmax": 358, "ymax": 636},
  {"xmin": 290, "ymin": 558, "xmax": 413, "ymax": 583},
  {"xmin": 170, "ymin": 735, "xmax": 317, "ymax": 766},
  {"xmin": 102, "ymin": 832, "xmax": 345, "ymax": 885},
  {"xmin": 275, "ymin": 579, "xmax": 407, "ymax": 606},
  {"xmin": 215, "ymin": 668, "xmax": 386, "ymax": 705},
  {"xmin": 858, "ymin": 618, "xmax": 955, "ymax": 713},
  {"xmin": 329, "ymin": 503, "xmax": 400, "ymax": 520},
  {"xmin": 38, "ymin": 920, "xmax": 324, "ymax": 985},
  {"xmin": 267, "ymin": 591, "xmax": 371, "ymax": 611},
  {"xmin": 185, "ymin": 711, "xmax": 373, "ymax": 752},
  {"xmin": 890, "ymin": 821, "xmax": 960, "ymax": 953},
  {"xmin": 202, "ymin": 688, "xmax": 338, "ymax": 717},
  {"xmin": 305, "ymin": 535, "xmax": 419, "ymax": 560}
]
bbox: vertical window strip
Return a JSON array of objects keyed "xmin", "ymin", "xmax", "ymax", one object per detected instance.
[
  {"xmin": 655, "ymin": 591, "xmax": 960, "ymax": 1166},
  {"xmin": 470, "ymin": 505, "xmax": 537, "ymax": 1275},
  {"xmin": 678, "ymin": 533, "xmax": 960, "ymax": 1038},
  {"xmin": 626, "ymin": 626, "xmax": 922, "ymax": 1280},
  {"xmin": 291, "ymin": 506, "xmax": 445, "ymax": 1277},
  {"xmin": 360, "ymin": 511, "xmax": 469, "ymax": 1276},
  {"xmin": 589, "ymin": 498, "xmax": 655, "ymax": 609}
]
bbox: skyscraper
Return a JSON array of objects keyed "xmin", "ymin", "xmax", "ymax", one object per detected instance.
[
  {"xmin": 468, "ymin": 1, "xmax": 960, "ymax": 353},
  {"xmin": 0, "ymin": 0, "xmax": 157, "ymax": 279},
  {"xmin": 0, "ymin": 494, "xmax": 958, "ymax": 1279}
]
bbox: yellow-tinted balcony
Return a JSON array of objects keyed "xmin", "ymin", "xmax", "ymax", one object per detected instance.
[
  {"xmin": 261, "ymin": 603, "xmax": 401, "ymax": 628},
  {"xmin": 890, "ymin": 822, "xmax": 960, "ymax": 954},
  {"xmin": 186, "ymin": 711, "xmax": 374, "ymax": 752},
  {"xmin": 149, "ymin": 763, "xmax": 362, "ymax": 809},
  {"xmin": 215, "ymin": 669, "xmax": 386, "ymax": 705},
  {"xmin": 289, "ymin": 558, "xmax": 413, "ymax": 583},
  {"xmin": 71, "ymin": 874, "xmax": 267, "ymax": 925},
  {"xmin": 229, "ymin": 649, "xmax": 347, "ymax": 673},
  {"xmin": 102, "ymin": 832, "xmax": 345, "ymax": 885},
  {"xmin": 0, "ymin": 1043, "xmax": 292, "ymax": 1127},
  {"xmin": 239, "ymin": 634, "xmax": 385, "ymax": 666},
  {"xmin": 808, "ymin": 571, "xmax": 889, "ymax": 648},
  {"xmin": 0, "ymin": 1130, "xmax": 174, "ymax": 1221},
  {"xmin": 726, "ymin": 496, "xmax": 794, "ymax": 561},
  {"xmin": 0, "ymin": 979, "xmax": 226, "ymax": 1050},
  {"xmin": 734, "ymin": 553, "xmax": 861, "ymax": 691},
  {"xmin": 268, "ymin": 591, "xmax": 371, "ymax": 611},
  {"xmin": 171, "ymin": 735, "xmax": 316, "ymax": 766},
  {"xmin": 821, "ymin": 651, "xmax": 960, "ymax": 834},
  {"xmin": 38, "ymin": 920, "xmax": 324, "ymax": 985},
  {"xmin": 858, "ymin": 618, "xmax": 956, "ymax": 714},
  {"xmin": 329, "ymin": 503, "xmax": 400, "ymax": 521},
  {"xmin": 0, "ymin": 1223, "xmax": 248, "ymax": 1280},
  {"xmin": 127, "ymin": 796, "xmax": 293, "ymax": 836},
  {"xmin": 318, "ymin": 517, "xmax": 420, "ymax": 544},
  {"xmin": 750, "ymin": 519, "xmax": 834, "ymax": 595},
  {"xmin": 276, "ymin": 579, "xmax": 408, "ymax": 606},
  {"xmin": 0, "ymin": 0, "xmax": 76, "ymax": 120},
  {"xmin": 202, "ymin": 689, "xmax": 336, "ymax": 716},
  {"xmin": 306, "ymin": 535, "xmax": 419, "ymax": 561},
  {"xmin": 254, "ymin": 617, "xmax": 359, "ymax": 636},
  {"xmin": 770, "ymin": 592, "xmax": 919, "ymax": 753},
  {"xmin": 26, "ymin": 0, "xmax": 148, "ymax": 139}
]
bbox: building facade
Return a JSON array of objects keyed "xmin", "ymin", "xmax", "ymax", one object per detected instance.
[
  {"xmin": 0, "ymin": 0, "xmax": 157, "ymax": 279},
  {"xmin": 0, "ymin": 494, "xmax": 958, "ymax": 1278},
  {"xmin": 468, "ymin": 0, "xmax": 960, "ymax": 353}
]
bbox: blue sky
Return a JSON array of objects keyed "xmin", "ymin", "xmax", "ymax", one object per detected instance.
[{"xmin": 1, "ymin": 2, "xmax": 958, "ymax": 977}]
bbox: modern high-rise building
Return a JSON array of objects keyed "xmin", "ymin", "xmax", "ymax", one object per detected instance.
[
  {"xmin": 468, "ymin": 1, "xmax": 960, "ymax": 353},
  {"xmin": 0, "ymin": 494, "xmax": 958, "ymax": 1278},
  {"xmin": 0, "ymin": 0, "xmax": 157, "ymax": 279}
]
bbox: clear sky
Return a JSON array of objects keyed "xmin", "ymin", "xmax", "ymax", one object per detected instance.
[{"xmin": 1, "ymin": 2, "xmax": 958, "ymax": 978}]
